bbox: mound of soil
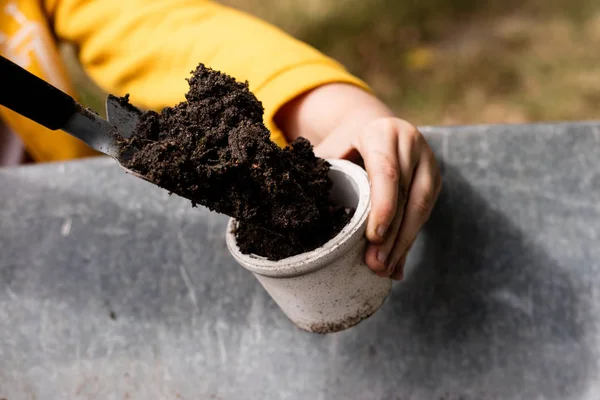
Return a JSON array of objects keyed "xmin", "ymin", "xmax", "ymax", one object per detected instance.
[{"xmin": 119, "ymin": 64, "xmax": 353, "ymax": 260}]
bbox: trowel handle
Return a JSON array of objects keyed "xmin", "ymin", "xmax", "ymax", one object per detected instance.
[{"xmin": 0, "ymin": 55, "xmax": 76, "ymax": 130}]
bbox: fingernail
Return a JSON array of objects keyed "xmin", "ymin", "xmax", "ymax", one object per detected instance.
[
  {"xmin": 377, "ymin": 250, "xmax": 387, "ymax": 264},
  {"xmin": 376, "ymin": 225, "xmax": 387, "ymax": 238}
]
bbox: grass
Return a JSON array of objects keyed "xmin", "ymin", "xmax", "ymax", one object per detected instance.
[{"xmin": 64, "ymin": 0, "xmax": 600, "ymax": 127}]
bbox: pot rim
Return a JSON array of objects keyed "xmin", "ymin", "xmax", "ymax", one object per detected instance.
[{"xmin": 225, "ymin": 159, "xmax": 371, "ymax": 278}]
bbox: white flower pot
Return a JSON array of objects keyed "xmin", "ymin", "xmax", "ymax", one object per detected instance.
[{"xmin": 225, "ymin": 159, "xmax": 392, "ymax": 333}]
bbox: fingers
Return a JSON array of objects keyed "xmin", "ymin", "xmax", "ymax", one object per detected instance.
[
  {"xmin": 387, "ymin": 150, "xmax": 442, "ymax": 278},
  {"xmin": 365, "ymin": 194, "xmax": 406, "ymax": 276},
  {"xmin": 362, "ymin": 121, "xmax": 441, "ymax": 280},
  {"xmin": 317, "ymin": 115, "xmax": 442, "ymax": 281},
  {"xmin": 361, "ymin": 121, "xmax": 420, "ymax": 274},
  {"xmin": 390, "ymin": 253, "xmax": 407, "ymax": 280},
  {"xmin": 355, "ymin": 119, "xmax": 414, "ymax": 245}
]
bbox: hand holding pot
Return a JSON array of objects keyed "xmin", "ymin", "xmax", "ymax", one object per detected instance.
[{"xmin": 275, "ymin": 83, "xmax": 442, "ymax": 280}]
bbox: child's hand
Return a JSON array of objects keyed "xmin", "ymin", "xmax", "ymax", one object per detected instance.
[{"xmin": 275, "ymin": 83, "xmax": 442, "ymax": 280}]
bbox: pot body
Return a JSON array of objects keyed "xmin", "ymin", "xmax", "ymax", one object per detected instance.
[
  {"xmin": 251, "ymin": 235, "xmax": 391, "ymax": 333},
  {"xmin": 225, "ymin": 159, "xmax": 392, "ymax": 333}
]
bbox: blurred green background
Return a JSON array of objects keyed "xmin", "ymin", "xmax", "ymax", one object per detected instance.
[{"xmin": 64, "ymin": 0, "xmax": 600, "ymax": 126}]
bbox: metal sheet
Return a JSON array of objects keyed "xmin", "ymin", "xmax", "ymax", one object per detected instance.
[{"xmin": 1, "ymin": 122, "xmax": 599, "ymax": 399}]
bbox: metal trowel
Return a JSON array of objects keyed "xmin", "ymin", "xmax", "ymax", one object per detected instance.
[{"xmin": 0, "ymin": 55, "xmax": 149, "ymax": 181}]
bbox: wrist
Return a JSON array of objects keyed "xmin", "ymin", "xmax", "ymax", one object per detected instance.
[{"xmin": 274, "ymin": 83, "xmax": 393, "ymax": 146}]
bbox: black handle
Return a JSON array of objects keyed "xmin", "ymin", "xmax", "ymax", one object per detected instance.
[{"xmin": 0, "ymin": 55, "xmax": 76, "ymax": 130}]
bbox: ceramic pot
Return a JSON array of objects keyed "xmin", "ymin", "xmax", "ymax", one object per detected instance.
[{"xmin": 225, "ymin": 159, "xmax": 392, "ymax": 333}]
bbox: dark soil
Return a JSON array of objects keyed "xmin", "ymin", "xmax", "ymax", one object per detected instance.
[{"xmin": 119, "ymin": 64, "xmax": 353, "ymax": 260}]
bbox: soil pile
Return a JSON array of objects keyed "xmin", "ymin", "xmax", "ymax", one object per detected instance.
[{"xmin": 120, "ymin": 64, "xmax": 352, "ymax": 260}]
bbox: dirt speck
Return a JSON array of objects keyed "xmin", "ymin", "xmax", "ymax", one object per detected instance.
[{"xmin": 368, "ymin": 345, "xmax": 377, "ymax": 357}]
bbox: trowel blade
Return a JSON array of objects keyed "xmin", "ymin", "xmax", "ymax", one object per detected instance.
[{"xmin": 105, "ymin": 94, "xmax": 142, "ymax": 139}]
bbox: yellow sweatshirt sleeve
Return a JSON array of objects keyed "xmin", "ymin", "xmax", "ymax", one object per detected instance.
[{"xmin": 45, "ymin": 0, "xmax": 370, "ymax": 147}]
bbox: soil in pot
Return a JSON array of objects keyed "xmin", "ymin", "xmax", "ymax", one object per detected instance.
[{"xmin": 119, "ymin": 64, "xmax": 354, "ymax": 260}]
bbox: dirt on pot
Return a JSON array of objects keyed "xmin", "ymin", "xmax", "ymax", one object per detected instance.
[{"xmin": 119, "ymin": 64, "xmax": 353, "ymax": 260}]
